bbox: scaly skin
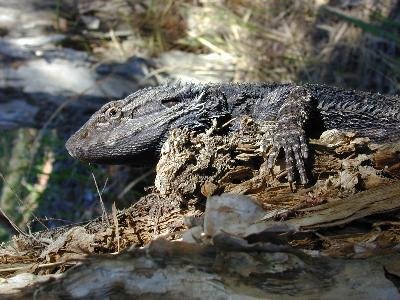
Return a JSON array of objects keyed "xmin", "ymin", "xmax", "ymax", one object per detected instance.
[{"xmin": 66, "ymin": 82, "xmax": 400, "ymax": 184}]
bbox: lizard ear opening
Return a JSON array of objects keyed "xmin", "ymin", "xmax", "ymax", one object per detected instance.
[{"xmin": 161, "ymin": 98, "xmax": 180, "ymax": 108}]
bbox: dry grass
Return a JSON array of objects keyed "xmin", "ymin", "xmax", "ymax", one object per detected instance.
[
  {"xmin": 69, "ymin": 0, "xmax": 399, "ymax": 91},
  {"xmin": 115, "ymin": 0, "xmax": 400, "ymax": 92}
]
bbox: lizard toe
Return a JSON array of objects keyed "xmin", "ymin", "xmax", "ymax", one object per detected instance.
[
  {"xmin": 293, "ymin": 141, "xmax": 308, "ymax": 184},
  {"xmin": 283, "ymin": 144, "xmax": 295, "ymax": 183}
]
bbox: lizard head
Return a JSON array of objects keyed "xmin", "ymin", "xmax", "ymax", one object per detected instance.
[{"xmin": 65, "ymin": 83, "xmax": 220, "ymax": 165}]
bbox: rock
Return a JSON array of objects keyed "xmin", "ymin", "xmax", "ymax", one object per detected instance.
[{"xmin": 203, "ymin": 193, "xmax": 266, "ymax": 237}]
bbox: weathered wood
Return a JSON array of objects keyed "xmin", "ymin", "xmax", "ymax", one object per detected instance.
[
  {"xmin": 242, "ymin": 182, "xmax": 400, "ymax": 236},
  {"xmin": 1, "ymin": 239, "xmax": 399, "ymax": 299}
]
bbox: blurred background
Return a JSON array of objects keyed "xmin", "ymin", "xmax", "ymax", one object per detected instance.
[{"xmin": 0, "ymin": 0, "xmax": 399, "ymax": 242}]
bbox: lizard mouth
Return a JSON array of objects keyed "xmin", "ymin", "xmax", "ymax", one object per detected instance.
[
  {"xmin": 65, "ymin": 129, "xmax": 99, "ymax": 163},
  {"xmin": 65, "ymin": 132, "xmax": 159, "ymax": 165},
  {"xmin": 65, "ymin": 134, "xmax": 86, "ymax": 161}
]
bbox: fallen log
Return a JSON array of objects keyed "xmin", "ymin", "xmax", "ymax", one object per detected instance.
[{"xmin": 1, "ymin": 239, "xmax": 399, "ymax": 299}]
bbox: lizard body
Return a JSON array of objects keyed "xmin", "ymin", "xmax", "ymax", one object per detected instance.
[{"xmin": 66, "ymin": 83, "xmax": 400, "ymax": 184}]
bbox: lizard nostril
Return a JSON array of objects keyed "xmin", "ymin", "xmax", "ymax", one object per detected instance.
[{"xmin": 80, "ymin": 129, "xmax": 88, "ymax": 139}]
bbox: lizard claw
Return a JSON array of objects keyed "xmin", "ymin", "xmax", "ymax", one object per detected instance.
[{"xmin": 266, "ymin": 128, "xmax": 308, "ymax": 184}]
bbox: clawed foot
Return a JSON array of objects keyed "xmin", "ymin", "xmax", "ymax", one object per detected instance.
[{"xmin": 264, "ymin": 128, "xmax": 309, "ymax": 185}]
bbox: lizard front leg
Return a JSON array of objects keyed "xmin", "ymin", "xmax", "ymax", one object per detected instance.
[{"xmin": 263, "ymin": 86, "xmax": 311, "ymax": 184}]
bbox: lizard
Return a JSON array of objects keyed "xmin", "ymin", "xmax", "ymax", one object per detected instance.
[{"xmin": 65, "ymin": 82, "xmax": 400, "ymax": 184}]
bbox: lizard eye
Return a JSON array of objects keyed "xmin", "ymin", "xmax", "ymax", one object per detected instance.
[{"xmin": 105, "ymin": 107, "xmax": 122, "ymax": 119}]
